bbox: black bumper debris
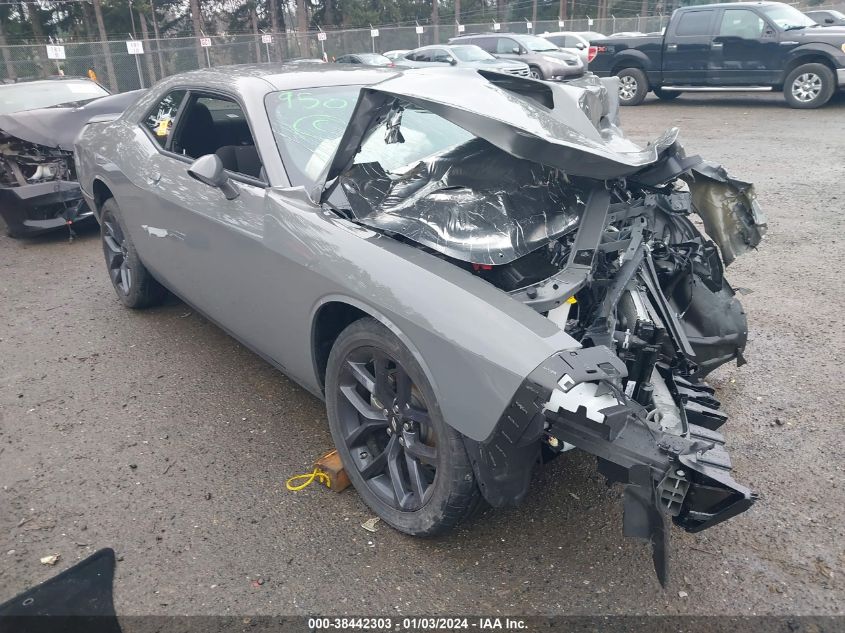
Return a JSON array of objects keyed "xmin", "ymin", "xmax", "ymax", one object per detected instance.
[{"xmin": 0, "ymin": 180, "xmax": 93, "ymax": 238}]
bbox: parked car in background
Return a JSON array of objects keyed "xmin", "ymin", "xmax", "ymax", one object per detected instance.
[
  {"xmin": 805, "ymin": 9, "xmax": 845, "ymax": 26},
  {"xmin": 0, "ymin": 77, "xmax": 109, "ymax": 115},
  {"xmin": 399, "ymin": 44, "xmax": 530, "ymax": 76},
  {"xmin": 588, "ymin": 1, "xmax": 845, "ymax": 108},
  {"xmin": 448, "ymin": 32, "xmax": 583, "ymax": 79},
  {"xmin": 384, "ymin": 49, "xmax": 411, "ymax": 61},
  {"xmin": 336, "ymin": 53, "xmax": 395, "ymax": 67},
  {"xmin": 539, "ymin": 32, "xmax": 591, "ymax": 64},
  {"xmin": 76, "ymin": 63, "xmax": 761, "ymax": 586},
  {"xmin": 608, "ymin": 31, "xmax": 647, "ymax": 37},
  {"xmin": 0, "ymin": 82, "xmax": 142, "ymax": 238}
]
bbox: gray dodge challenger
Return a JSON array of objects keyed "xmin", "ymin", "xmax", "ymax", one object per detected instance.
[{"xmin": 75, "ymin": 64, "xmax": 766, "ymax": 584}]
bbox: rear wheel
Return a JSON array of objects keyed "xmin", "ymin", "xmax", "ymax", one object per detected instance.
[
  {"xmin": 653, "ymin": 87, "xmax": 681, "ymax": 101},
  {"xmin": 616, "ymin": 67, "xmax": 649, "ymax": 105},
  {"xmin": 325, "ymin": 318, "xmax": 482, "ymax": 536},
  {"xmin": 100, "ymin": 198, "xmax": 166, "ymax": 309},
  {"xmin": 783, "ymin": 63, "xmax": 835, "ymax": 109}
]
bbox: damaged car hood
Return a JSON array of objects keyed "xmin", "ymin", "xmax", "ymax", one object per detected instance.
[
  {"xmin": 0, "ymin": 90, "xmax": 145, "ymax": 150},
  {"xmin": 323, "ymin": 69, "xmax": 679, "ymax": 190}
]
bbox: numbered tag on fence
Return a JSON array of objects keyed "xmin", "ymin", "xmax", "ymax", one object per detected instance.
[
  {"xmin": 200, "ymin": 37, "xmax": 212, "ymax": 47},
  {"xmin": 126, "ymin": 40, "xmax": 144, "ymax": 55},
  {"xmin": 458, "ymin": 24, "xmax": 465, "ymax": 33},
  {"xmin": 558, "ymin": 20, "xmax": 565, "ymax": 28},
  {"xmin": 493, "ymin": 22, "xmax": 501, "ymax": 31},
  {"xmin": 526, "ymin": 22, "xmax": 533, "ymax": 30},
  {"xmin": 415, "ymin": 26, "xmax": 424, "ymax": 34},
  {"xmin": 261, "ymin": 34, "xmax": 272, "ymax": 44},
  {"xmin": 46, "ymin": 45, "xmax": 66, "ymax": 60},
  {"xmin": 317, "ymin": 32, "xmax": 327, "ymax": 41},
  {"xmin": 370, "ymin": 29, "xmax": 379, "ymax": 38}
]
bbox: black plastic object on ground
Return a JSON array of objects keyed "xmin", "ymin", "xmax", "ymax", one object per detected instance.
[{"xmin": 0, "ymin": 548, "xmax": 121, "ymax": 633}]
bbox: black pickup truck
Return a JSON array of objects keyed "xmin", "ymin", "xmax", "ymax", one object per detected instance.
[{"xmin": 588, "ymin": 1, "xmax": 845, "ymax": 108}]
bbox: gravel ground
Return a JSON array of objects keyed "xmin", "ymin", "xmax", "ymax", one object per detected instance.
[{"xmin": 1, "ymin": 91, "xmax": 843, "ymax": 617}]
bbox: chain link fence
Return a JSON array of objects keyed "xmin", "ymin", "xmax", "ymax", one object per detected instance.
[{"xmin": 0, "ymin": 15, "xmax": 669, "ymax": 93}]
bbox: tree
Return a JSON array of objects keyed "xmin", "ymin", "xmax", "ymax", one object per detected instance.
[
  {"xmin": 189, "ymin": 0, "xmax": 205, "ymax": 67},
  {"xmin": 91, "ymin": 0, "xmax": 118, "ymax": 89}
]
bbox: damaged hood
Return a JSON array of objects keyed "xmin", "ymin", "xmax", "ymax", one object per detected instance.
[
  {"xmin": 323, "ymin": 69, "xmax": 679, "ymax": 192},
  {"xmin": 0, "ymin": 90, "xmax": 145, "ymax": 150}
]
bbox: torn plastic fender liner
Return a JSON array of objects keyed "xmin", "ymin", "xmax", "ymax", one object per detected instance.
[
  {"xmin": 462, "ymin": 346, "xmax": 627, "ymax": 507},
  {"xmin": 684, "ymin": 163, "xmax": 767, "ymax": 266}
]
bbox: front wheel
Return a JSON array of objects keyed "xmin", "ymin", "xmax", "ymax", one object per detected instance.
[
  {"xmin": 616, "ymin": 67, "xmax": 649, "ymax": 105},
  {"xmin": 528, "ymin": 66, "xmax": 544, "ymax": 80},
  {"xmin": 325, "ymin": 318, "xmax": 482, "ymax": 536},
  {"xmin": 100, "ymin": 198, "xmax": 167, "ymax": 309},
  {"xmin": 783, "ymin": 63, "xmax": 835, "ymax": 109},
  {"xmin": 653, "ymin": 87, "xmax": 681, "ymax": 101}
]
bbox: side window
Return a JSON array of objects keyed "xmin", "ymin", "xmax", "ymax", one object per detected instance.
[
  {"xmin": 675, "ymin": 10, "xmax": 714, "ymax": 36},
  {"xmin": 719, "ymin": 9, "xmax": 764, "ymax": 38},
  {"xmin": 474, "ymin": 37, "xmax": 496, "ymax": 53},
  {"xmin": 431, "ymin": 48, "xmax": 452, "ymax": 62},
  {"xmin": 172, "ymin": 94, "xmax": 264, "ymax": 181},
  {"xmin": 495, "ymin": 38, "xmax": 519, "ymax": 54},
  {"xmin": 142, "ymin": 90, "xmax": 186, "ymax": 148},
  {"xmin": 412, "ymin": 51, "xmax": 432, "ymax": 62}
]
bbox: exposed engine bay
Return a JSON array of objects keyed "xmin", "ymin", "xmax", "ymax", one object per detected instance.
[
  {"xmin": 326, "ymin": 71, "xmax": 766, "ymax": 584},
  {"xmin": 0, "ymin": 89, "xmax": 143, "ymax": 238}
]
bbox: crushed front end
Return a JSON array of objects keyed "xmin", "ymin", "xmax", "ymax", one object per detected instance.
[
  {"xmin": 465, "ymin": 165, "xmax": 763, "ymax": 585},
  {"xmin": 319, "ymin": 68, "xmax": 765, "ymax": 584},
  {"xmin": 0, "ymin": 129, "xmax": 91, "ymax": 238}
]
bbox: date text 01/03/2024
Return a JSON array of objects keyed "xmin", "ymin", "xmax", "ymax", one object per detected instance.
[{"xmin": 307, "ymin": 617, "xmax": 528, "ymax": 630}]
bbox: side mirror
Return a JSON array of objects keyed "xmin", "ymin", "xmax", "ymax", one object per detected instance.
[
  {"xmin": 187, "ymin": 154, "xmax": 239, "ymax": 200},
  {"xmin": 825, "ymin": 17, "xmax": 834, "ymax": 24},
  {"xmin": 512, "ymin": 46, "xmax": 521, "ymax": 54},
  {"xmin": 576, "ymin": 42, "xmax": 586, "ymax": 50},
  {"xmin": 448, "ymin": 57, "xmax": 457, "ymax": 65}
]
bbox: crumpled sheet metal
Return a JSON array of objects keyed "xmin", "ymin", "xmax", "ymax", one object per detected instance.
[
  {"xmin": 324, "ymin": 69, "xmax": 679, "ymax": 186},
  {"xmin": 340, "ymin": 138, "xmax": 584, "ymax": 265},
  {"xmin": 685, "ymin": 162, "xmax": 767, "ymax": 266}
]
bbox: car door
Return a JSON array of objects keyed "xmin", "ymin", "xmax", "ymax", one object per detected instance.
[
  {"xmin": 493, "ymin": 37, "xmax": 522, "ymax": 62},
  {"xmin": 711, "ymin": 8, "xmax": 780, "ymax": 85},
  {"xmin": 662, "ymin": 8, "xmax": 717, "ymax": 85},
  {"xmin": 135, "ymin": 90, "xmax": 270, "ymax": 342}
]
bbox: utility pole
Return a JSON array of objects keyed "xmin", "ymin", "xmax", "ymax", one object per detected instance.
[
  {"xmin": 560, "ymin": 0, "xmax": 567, "ymax": 22},
  {"xmin": 455, "ymin": 0, "xmax": 460, "ymax": 28},
  {"xmin": 531, "ymin": 0, "xmax": 537, "ymax": 31}
]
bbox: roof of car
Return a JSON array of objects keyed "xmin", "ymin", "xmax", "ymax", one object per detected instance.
[
  {"xmin": 673, "ymin": 1, "xmax": 780, "ymax": 8},
  {"xmin": 160, "ymin": 62, "xmax": 400, "ymax": 93}
]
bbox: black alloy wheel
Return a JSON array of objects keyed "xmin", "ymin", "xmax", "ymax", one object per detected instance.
[
  {"xmin": 336, "ymin": 346, "xmax": 437, "ymax": 511},
  {"xmin": 99, "ymin": 198, "xmax": 166, "ymax": 309},
  {"xmin": 325, "ymin": 318, "xmax": 482, "ymax": 536},
  {"xmin": 102, "ymin": 214, "xmax": 132, "ymax": 296}
]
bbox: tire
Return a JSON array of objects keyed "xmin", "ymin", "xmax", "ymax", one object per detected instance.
[
  {"xmin": 325, "ymin": 317, "xmax": 483, "ymax": 536},
  {"xmin": 528, "ymin": 66, "xmax": 544, "ymax": 80},
  {"xmin": 100, "ymin": 198, "xmax": 167, "ymax": 309},
  {"xmin": 783, "ymin": 63, "xmax": 835, "ymax": 109},
  {"xmin": 616, "ymin": 67, "xmax": 648, "ymax": 106},
  {"xmin": 653, "ymin": 87, "xmax": 681, "ymax": 101}
]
